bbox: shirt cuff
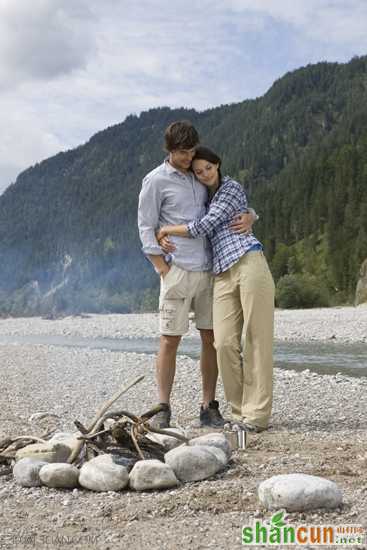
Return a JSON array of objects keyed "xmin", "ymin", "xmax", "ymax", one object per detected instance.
[
  {"xmin": 141, "ymin": 244, "xmax": 164, "ymax": 256},
  {"xmin": 247, "ymin": 207, "xmax": 259, "ymax": 221},
  {"xmin": 187, "ymin": 221, "xmax": 199, "ymax": 238}
]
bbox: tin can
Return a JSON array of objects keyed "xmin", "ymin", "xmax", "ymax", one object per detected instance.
[{"xmin": 237, "ymin": 428, "xmax": 247, "ymax": 450}]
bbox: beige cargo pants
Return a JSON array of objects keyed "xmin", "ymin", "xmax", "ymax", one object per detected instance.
[{"xmin": 213, "ymin": 251, "xmax": 275, "ymax": 428}]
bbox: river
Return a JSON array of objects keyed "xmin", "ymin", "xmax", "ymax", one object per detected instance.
[{"xmin": 0, "ymin": 334, "xmax": 366, "ymax": 377}]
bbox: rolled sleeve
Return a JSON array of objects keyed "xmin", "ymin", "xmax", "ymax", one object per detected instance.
[{"xmin": 137, "ymin": 176, "xmax": 163, "ymax": 256}]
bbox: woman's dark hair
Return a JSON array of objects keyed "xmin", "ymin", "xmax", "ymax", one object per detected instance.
[
  {"xmin": 164, "ymin": 120, "xmax": 199, "ymax": 151},
  {"xmin": 192, "ymin": 146, "xmax": 223, "ymax": 183}
]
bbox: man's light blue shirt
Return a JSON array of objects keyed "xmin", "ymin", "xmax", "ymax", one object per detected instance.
[{"xmin": 138, "ymin": 160, "xmax": 212, "ymax": 272}]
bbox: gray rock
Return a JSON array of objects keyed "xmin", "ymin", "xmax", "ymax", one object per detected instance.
[
  {"xmin": 109, "ymin": 455, "xmax": 136, "ymax": 471},
  {"xmin": 39, "ymin": 463, "xmax": 79, "ymax": 489},
  {"xmin": 165, "ymin": 445, "xmax": 227, "ymax": 482},
  {"xmin": 129, "ymin": 459, "xmax": 179, "ymax": 491},
  {"xmin": 189, "ymin": 432, "xmax": 231, "ymax": 459},
  {"xmin": 258, "ymin": 474, "xmax": 343, "ymax": 511},
  {"xmin": 13, "ymin": 458, "xmax": 48, "ymax": 487},
  {"xmin": 48, "ymin": 432, "xmax": 80, "ymax": 454},
  {"xmin": 146, "ymin": 428, "xmax": 186, "ymax": 451},
  {"xmin": 79, "ymin": 454, "xmax": 129, "ymax": 492},
  {"xmin": 15, "ymin": 442, "xmax": 71, "ymax": 463}
]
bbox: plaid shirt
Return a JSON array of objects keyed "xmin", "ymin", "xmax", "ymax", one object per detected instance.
[{"xmin": 187, "ymin": 176, "xmax": 262, "ymax": 275}]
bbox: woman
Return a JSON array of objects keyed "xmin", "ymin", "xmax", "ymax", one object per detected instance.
[{"xmin": 157, "ymin": 146, "xmax": 275, "ymax": 432}]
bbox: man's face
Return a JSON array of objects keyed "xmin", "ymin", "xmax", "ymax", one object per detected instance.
[{"xmin": 169, "ymin": 147, "xmax": 196, "ymax": 172}]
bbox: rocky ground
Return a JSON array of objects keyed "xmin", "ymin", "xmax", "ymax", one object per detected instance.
[{"xmin": 0, "ymin": 309, "xmax": 366, "ymax": 549}]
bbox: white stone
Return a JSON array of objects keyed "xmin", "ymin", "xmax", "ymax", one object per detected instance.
[
  {"xmin": 13, "ymin": 458, "xmax": 48, "ymax": 487},
  {"xmin": 189, "ymin": 432, "xmax": 231, "ymax": 459},
  {"xmin": 165, "ymin": 445, "xmax": 227, "ymax": 482},
  {"xmin": 258, "ymin": 474, "xmax": 343, "ymax": 511},
  {"xmin": 39, "ymin": 463, "xmax": 79, "ymax": 489},
  {"xmin": 15, "ymin": 442, "xmax": 71, "ymax": 463},
  {"xmin": 79, "ymin": 454, "xmax": 129, "ymax": 492},
  {"xmin": 48, "ymin": 432, "xmax": 81, "ymax": 455},
  {"xmin": 146, "ymin": 428, "xmax": 186, "ymax": 451},
  {"xmin": 129, "ymin": 459, "xmax": 179, "ymax": 491}
]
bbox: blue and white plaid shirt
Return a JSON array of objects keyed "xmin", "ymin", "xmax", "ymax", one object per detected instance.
[{"xmin": 187, "ymin": 176, "xmax": 262, "ymax": 275}]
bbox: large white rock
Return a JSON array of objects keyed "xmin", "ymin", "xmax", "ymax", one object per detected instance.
[
  {"xmin": 15, "ymin": 442, "xmax": 71, "ymax": 463},
  {"xmin": 189, "ymin": 433, "xmax": 231, "ymax": 459},
  {"xmin": 258, "ymin": 474, "xmax": 343, "ymax": 511},
  {"xmin": 39, "ymin": 463, "xmax": 79, "ymax": 489},
  {"xmin": 165, "ymin": 445, "xmax": 227, "ymax": 482},
  {"xmin": 146, "ymin": 428, "xmax": 186, "ymax": 451},
  {"xmin": 129, "ymin": 459, "xmax": 179, "ymax": 491},
  {"xmin": 13, "ymin": 458, "xmax": 48, "ymax": 487},
  {"xmin": 79, "ymin": 454, "xmax": 129, "ymax": 492}
]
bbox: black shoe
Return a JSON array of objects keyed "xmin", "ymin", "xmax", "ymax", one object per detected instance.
[
  {"xmin": 200, "ymin": 400, "xmax": 225, "ymax": 428},
  {"xmin": 149, "ymin": 403, "xmax": 171, "ymax": 429}
]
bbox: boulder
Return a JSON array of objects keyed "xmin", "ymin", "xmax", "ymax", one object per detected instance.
[
  {"xmin": 258, "ymin": 474, "xmax": 343, "ymax": 511},
  {"xmin": 48, "ymin": 432, "xmax": 80, "ymax": 455},
  {"xmin": 165, "ymin": 445, "xmax": 227, "ymax": 482},
  {"xmin": 39, "ymin": 463, "xmax": 79, "ymax": 489},
  {"xmin": 13, "ymin": 458, "xmax": 48, "ymax": 487},
  {"xmin": 79, "ymin": 454, "xmax": 129, "ymax": 492},
  {"xmin": 189, "ymin": 432, "xmax": 231, "ymax": 459},
  {"xmin": 15, "ymin": 442, "xmax": 71, "ymax": 463},
  {"xmin": 129, "ymin": 459, "xmax": 179, "ymax": 491}
]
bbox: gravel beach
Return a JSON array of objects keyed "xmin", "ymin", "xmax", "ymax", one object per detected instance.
[
  {"xmin": 0, "ymin": 305, "xmax": 366, "ymax": 342},
  {"xmin": 0, "ymin": 307, "xmax": 366, "ymax": 549}
]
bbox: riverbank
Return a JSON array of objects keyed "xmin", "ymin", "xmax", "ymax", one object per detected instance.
[
  {"xmin": 0, "ymin": 330, "xmax": 366, "ymax": 548},
  {"xmin": 0, "ymin": 305, "xmax": 367, "ymax": 343}
]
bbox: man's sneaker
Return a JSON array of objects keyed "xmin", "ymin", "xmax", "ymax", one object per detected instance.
[
  {"xmin": 149, "ymin": 403, "xmax": 171, "ymax": 429},
  {"xmin": 199, "ymin": 400, "xmax": 225, "ymax": 428}
]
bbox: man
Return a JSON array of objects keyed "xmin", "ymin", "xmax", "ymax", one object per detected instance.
[{"xmin": 138, "ymin": 121, "xmax": 254, "ymax": 428}]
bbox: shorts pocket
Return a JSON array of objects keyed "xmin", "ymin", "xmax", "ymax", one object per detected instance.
[{"xmin": 161, "ymin": 265, "xmax": 188, "ymax": 299}]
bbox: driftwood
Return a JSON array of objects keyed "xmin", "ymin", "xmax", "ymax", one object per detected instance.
[
  {"xmin": 72, "ymin": 405, "xmax": 189, "ymax": 465},
  {"xmin": 67, "ymin": 374, "xmax": 146, "ymax": 463},
  {"xmin": 0, "ymin": 375, "xmax": 189, "ymax": 467}
]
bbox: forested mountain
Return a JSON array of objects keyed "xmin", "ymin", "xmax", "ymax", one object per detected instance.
[{"xmin": 0, "ymin": 55, "xmax": 366, "ymax": 315}]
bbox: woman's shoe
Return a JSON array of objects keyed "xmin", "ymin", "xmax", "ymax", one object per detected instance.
[{"xmin": 230, "ymin": 421, "xmax": 267, "ymax": 433}]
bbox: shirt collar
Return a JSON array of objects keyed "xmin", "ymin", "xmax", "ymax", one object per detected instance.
[{"xmin": 164, "ymin": 158, "xmax": 193, "ymax": 179}]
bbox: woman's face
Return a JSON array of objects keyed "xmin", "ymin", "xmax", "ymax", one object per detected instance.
[{"xmin": 192, "ymin": 158, "xmax": 219, "ymax": 187}]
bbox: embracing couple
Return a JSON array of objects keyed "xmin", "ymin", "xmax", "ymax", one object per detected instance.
[{"xmin": 138, "ymin": 121, "xmax": 275, "ymax": 433}]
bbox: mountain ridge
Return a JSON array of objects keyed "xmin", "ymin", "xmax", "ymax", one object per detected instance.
[{"xmin": 1, "ymin": 55, "xmax": 366, "ymax": 314}]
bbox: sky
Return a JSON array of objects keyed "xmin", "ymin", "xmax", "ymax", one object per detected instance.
[{"xmin": 1, "ymin": 0, "xmax": 367, "ymax": 194}]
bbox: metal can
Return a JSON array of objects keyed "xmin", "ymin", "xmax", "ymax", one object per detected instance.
[{"xmin": 237, "ymin": 428, "xmax": 247, "ymax": 450}]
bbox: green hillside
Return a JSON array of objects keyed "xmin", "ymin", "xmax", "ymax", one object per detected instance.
[{"xmin": 0, "ymin": 55, "xmax": 366, "ymax": 315}]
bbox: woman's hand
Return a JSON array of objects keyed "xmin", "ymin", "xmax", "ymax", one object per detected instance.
[
  {"xmin": 156, "ymin": 227, "xmax": 176, "ymax": 254},
  {"xmin": 156, "ymin": 227, "xmax": 167, "ymax": 241},
  {"xmin": 159, "ymin": 236, "xmax": 176, "ymax": 254}
]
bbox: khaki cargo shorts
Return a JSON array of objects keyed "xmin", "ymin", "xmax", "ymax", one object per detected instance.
[{"xmin": 159, "ymin": 264, "xmax": 214, "ymax": 335}]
